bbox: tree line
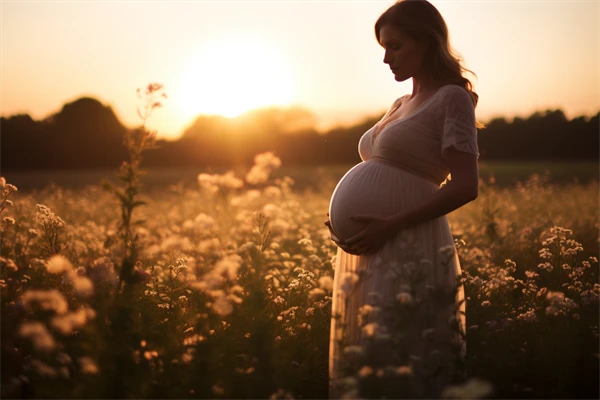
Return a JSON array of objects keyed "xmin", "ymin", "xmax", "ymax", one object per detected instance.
[{"xmin": 1, "ymin": 97, "xmax": 598, "ymax": 170}]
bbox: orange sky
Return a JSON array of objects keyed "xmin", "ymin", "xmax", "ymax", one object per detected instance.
[{"xmin": 1, "ymin": 0, "xmax": 598, "ymax": 139}]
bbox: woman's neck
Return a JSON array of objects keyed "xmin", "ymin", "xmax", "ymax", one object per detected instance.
[{"xmin": 410, "ymin": 76, "xmax": 443, "ymax": 98}]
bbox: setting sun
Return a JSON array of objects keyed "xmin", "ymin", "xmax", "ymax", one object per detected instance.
[{"xmin": 176, "ymin": 35, "xmax": 294, "ymax": 119}]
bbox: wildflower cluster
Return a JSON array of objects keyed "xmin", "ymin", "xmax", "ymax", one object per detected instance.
[
  {"xmin": 450, "ymin": 176, "xmax": 599, "ymax": 399},
  {"xmin": 245, "ymin": 151, "xmax": 282, "ymax": 185},
  {"xmin": 0, "ymin": 167, "xmax": 597, "ymax": 399}
]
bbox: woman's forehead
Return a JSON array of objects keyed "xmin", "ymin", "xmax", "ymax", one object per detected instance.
[{"xmin": 379, "ymin": 25, "xmax": 410, "ymax": 44}]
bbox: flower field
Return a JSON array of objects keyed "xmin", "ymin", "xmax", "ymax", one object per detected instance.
[{"xmin": 1, "ymin": 153, "xmax": 598, "ymax": 399}]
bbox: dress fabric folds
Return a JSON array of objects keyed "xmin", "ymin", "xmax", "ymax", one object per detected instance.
[{"xmin": 328, "ymin": 84, "xmax": 479, "ymax": 399}]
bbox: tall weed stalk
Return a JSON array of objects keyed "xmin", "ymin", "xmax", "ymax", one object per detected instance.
[{"xmin": 102, "ymin": 83, "xmax": 166, "ymax": 397}]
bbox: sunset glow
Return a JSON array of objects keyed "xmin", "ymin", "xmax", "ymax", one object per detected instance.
[
  {"xmin": 0, "ymin": 1, "xmax": 598, "ymax": 139},
  {"xmin": 176, "ymin": 36, "xmax": 294, "ymax": 119}
]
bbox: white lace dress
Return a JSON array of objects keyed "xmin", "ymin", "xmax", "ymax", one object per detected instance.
[{"xmin": 328, "ymin": 84, "xmax": 479, "ymax": 399}]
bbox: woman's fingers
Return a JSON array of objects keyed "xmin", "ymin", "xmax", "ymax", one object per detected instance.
[
  {"xmin": 340, "ymin": 242, "xmax": 362, "ymax": 255},
  {"xmin": 342, "ymin": 246, "xmax": 360, "ymax": 256},
  {"xmin": 345, "ymin": 232, "xmax": 365, "ymax": 246},
  {"xmin": 326, "ymin": 211, "xmax": 379, "ymax": 255},
  {"xmin": 348, "ymin": 239, "xmax": 377, "ymax": 255},
  {"xmin": 322, "ymin": 219, "xmax": 363, "ymax": 255},
  {"xmin": 325, "ymin": 221, "xmax": 343, "ymax": 243}
]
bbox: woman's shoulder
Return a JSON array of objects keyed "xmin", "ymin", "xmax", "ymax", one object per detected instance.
[
  {"xmin": 437, "ymin": 84, "xmax": 473, "ymax": 103},
  {"xmin": 434, "ymin": 85, "xmax": 475, "ymax": 115}
]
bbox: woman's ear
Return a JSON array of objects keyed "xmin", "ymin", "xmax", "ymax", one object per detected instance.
[{"xmin": 418, "ymin": 37, "xmax": 432, "ymax": 54}]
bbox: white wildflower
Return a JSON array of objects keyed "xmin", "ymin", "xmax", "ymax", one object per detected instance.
[
  {"xmin": 517, "ymin": 308, "xmax": 537, "ymax": 322},
  {"xmin": 212, "ymin": 293, "xmax": 233, "ymax": 316},
  {"xmin": 545, "ymin": 305, "xmax": 560, "ymax": 316},
  {"xmin": 362, "ymin": 322, "xmax": 378, "ymax": 337},
  {"xmin": 442, "ymin": 378, "xmax": 494, "ymax": 399},
  {"xmin": 546, "ymin": 291, "xmax": 565, "ymax": 303},
  {"xmin": 34, "ymin": 204, "xmax": 65, "ymax": 228},
  {"xmin": 22, "ymin": 289, "xmax": 68, "ymax": 314},
  {"xmin": 397, "ymin": 365, "xmax": 413, "ymax": 376},
  {"xmin": 46, "ymin": 255, "xmax": 73, "ymax": 274},
  {"xmin": 245, "ymin": 166, "xmax": 270, "ymax": 185},
  {"xmin": 214, "ymin": 254, "xmax": 243, "ymax": 281},
  {"xmin": 0, "ymin": 257, "xmax": 18, "ymax": 272},
  {"xmin": 263, "ymin": 186, "xmax": 282, "ymax": 199},
  {"xmin": 245, "ymin": 152, "xmax": 282, "ymax": 185},
  {"xmin": 51, "ymin": 307, "xmax": 91, "ymax": 335},
  {"xmin": 78, "ymin": 356, "xmax": 99, "ymax": 374},
  {"xmin": 358, "ymin": 365, "xmax": 374, "ymax": 378},
  {"xmin": 262, "ymin": 203, "xmax": 281, "ymax": 218},
  {"xmin": 396, "ymin": 291, "xmax": 413, "ymax": 305},
  {"xmin": 318, "ymin": 276, "xmax": 333, "ymax": 292},
  {"xmin": 341, "ymin": 272, "xmax": 360, "ymax": 295},
  {"xmin": 18, "ymin": 322, "xmax": 56, "ymax": 352},
  {"xmin": 194, "ymin": 213, "xmax": 216, "ymax": 231},
  {"xmin": 30, "ymin": 359, "xmax": 57, "ymax": 377},
  {"xmin": 69, "ymin": 273, "xmax": 94, "ymax": 297}
]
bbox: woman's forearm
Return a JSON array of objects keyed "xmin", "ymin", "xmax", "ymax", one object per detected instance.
[{"xmin": 390, "ymin": 180, "xmax": 478, "ymax": 230}]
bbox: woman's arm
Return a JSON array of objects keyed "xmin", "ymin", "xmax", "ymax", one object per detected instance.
[
  {"xmin": 345, "ymin": 147, "xmax": 478, "ymax": 254},
  {"xmin": 392, "ymin": 146, "xmax": 478, "ymax": 228}
]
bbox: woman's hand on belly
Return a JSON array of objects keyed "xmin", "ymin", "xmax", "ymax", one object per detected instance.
[
  {"xmin": 325, "ymin": 214, "xmax": 361, "ymax": 255},
  {"xmin": 344, "ymin": 214, "xmax": 399, "ymax": 255}
]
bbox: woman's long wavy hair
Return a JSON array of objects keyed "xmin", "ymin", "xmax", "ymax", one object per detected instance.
[{"xmin": 375, "ymin": 0, "xmax": 482, "ymax": 120}]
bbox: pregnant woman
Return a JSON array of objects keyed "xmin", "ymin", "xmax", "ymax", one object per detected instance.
[{"xmin": 326, "ymin": 1, "xmax": 481, "ymax": 398}]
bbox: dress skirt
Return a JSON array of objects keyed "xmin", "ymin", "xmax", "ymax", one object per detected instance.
[{"xmin": 328, "ymin": 162, "xmax": 466, "ymax": 399}]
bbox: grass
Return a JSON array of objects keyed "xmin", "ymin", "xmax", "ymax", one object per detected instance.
[
  {"xmin": 3, "ymin": 160, "xmax": 598, "ymax": 191},
  {"xmin": 1, "ymin": 157, "xmax": 598, "ymax": 399}
]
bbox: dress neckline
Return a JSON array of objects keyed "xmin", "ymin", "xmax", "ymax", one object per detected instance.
[{"xmin": 373, "ymin": 84, "xmax": 454, "ymax": 139}]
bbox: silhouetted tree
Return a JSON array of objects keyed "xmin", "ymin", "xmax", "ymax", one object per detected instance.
[
  {"xmin": 1, "ymin": 97, "xmax": 598, "ymax": 170},
  {"xmin": 1, "ymin": 98, "xmax": 128, "ymax": 169}
]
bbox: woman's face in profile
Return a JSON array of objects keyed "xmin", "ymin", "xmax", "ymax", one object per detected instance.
[{"xmin": 379, "ymin": 25, "xmax": 428, "ymax": 82}]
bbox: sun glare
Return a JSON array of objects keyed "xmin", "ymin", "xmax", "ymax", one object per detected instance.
[{"xmin": 177, "ymin": 36, "xmax": 294, "ymax": 119}]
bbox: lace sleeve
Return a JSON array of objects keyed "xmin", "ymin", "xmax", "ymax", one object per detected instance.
[{"xmin": 441, "ymin": 86, "xmax": 479, "ymax": 159}]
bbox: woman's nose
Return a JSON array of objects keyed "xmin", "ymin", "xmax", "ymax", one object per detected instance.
[{"xmin": 383, "ymin": 51, "xmax": 391, "ymax": 65}]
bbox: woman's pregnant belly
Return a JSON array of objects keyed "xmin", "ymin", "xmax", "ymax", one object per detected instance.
[{"xmin": 328, "ymin": 160, "xmax": 438, "ymax": 244}]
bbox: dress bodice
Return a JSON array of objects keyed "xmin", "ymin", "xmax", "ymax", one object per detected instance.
[{"xmin": 358, "ymin": 84, "xmax": 479, "ymax": 185}]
